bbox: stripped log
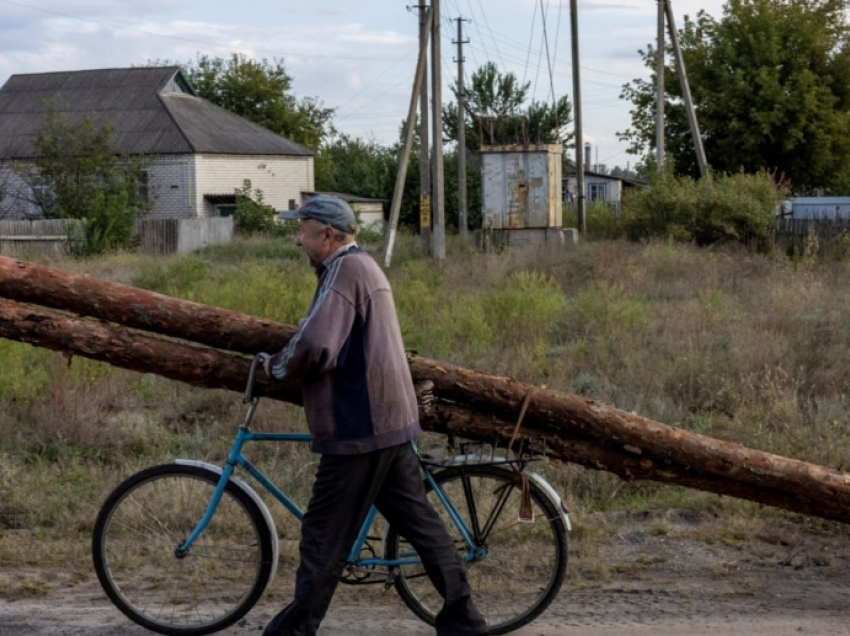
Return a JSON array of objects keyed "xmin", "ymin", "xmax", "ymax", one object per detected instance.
[{"xmin": 3, "ymin": 296, "xmax": 850, "ymax": 524}]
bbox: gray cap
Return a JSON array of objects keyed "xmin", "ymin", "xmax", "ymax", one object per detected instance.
[{"xmin": 279, "ymin": 195, "xmax": 357, "ymax": 234}]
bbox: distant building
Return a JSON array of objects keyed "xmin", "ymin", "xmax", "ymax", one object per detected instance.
[
  {"xmin": 786, "ymin": 197, "xmax": 850, "ymax": 220},
  {"xmin": 562, "ymin": 170, "xmax": 648, "ymax": 210},
  {"xmin": 0, "ymin": 67, "xmax": 314, "ymax": 220}
]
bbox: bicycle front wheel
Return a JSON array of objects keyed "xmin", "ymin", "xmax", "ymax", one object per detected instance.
[
  {"xmin": 92, "ymin": 463, "xmax": 275, "ymax": 636},
  {"xmin": 385, "ymin": 464, "xmax": 568, "ymax": 635}
]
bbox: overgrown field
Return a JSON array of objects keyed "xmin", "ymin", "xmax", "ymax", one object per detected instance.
[{"xmin": 2, "ymin": 232, "xmax": 850, "ymax": 587}]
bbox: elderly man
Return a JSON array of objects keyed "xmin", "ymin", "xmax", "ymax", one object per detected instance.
[{"xmin": 261, "ymin": 194, "xmax": 487, "ymax": 636}]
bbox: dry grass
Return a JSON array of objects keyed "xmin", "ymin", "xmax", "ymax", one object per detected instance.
[{"xmin": 3, "ymin": 234, "xmax": 850, "ymax": 578}]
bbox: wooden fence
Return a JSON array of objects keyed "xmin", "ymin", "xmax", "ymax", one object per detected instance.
[
  {"xmin": 0, "ymin": 217, "xmax": 234, "ymax": 258},
  {"xmin": 0, "ymin": 219, "xmax": 83, "ymax": 258},
  {"xmin": 134, "ymin": 218, "xmax": 234, "ymax": 255}
]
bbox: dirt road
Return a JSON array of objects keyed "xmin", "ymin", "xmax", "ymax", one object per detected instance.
[{"xmin": 3, "ymin": 509, "xmax": 850, "ymax": 636}]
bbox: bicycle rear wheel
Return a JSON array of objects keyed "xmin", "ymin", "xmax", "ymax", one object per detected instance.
[
  {"xmin": 385, "ymin": 464, "xmax": 567, "ymax": 635},
  {"xmin": 92, "ymin": 463, "xmax": 275, "ymax": 636}
]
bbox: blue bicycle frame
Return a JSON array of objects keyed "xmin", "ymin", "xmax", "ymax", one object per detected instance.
[{"xmin": 176, "ymin": 394, "xmax": 485, "ymax": 570}]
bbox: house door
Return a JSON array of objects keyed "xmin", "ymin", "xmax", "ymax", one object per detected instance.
[{"xmin": 218, "ymin": 205, "xmax": 237, "ymax": 217}]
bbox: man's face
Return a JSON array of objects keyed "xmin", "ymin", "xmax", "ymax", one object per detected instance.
[{"xmin": 296, "ymin": 219, "xmax": 333, "ymax": 267}]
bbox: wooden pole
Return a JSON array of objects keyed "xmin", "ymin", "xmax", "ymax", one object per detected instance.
[
  {"xmin": 0, "ymin": 298, "xmax": 301, "ymax": 403},
  {"xmin": 431, "ymin": 0, "xmax": 446, "ymax": 263},
  {"xmin": 656, "ymin": 0, "xmax": 666, "ymax": 169},
  {"xmin": 0, "ymin": 256, "xmax": 295, "ymax": 355},
  {"xmin": 665, "ymin": 0, "xmax": 707, "ymax": 177},
  {"xmin": 569, "ymin": 0, "xmax": 586, "ymax": 233},
  {"xmin": 382, "ymin": 7, "xmax": 433, "ymax": 268},
  {"xmin": 419, "ymin": 2, "xmax": 432, "ymax": 256}
]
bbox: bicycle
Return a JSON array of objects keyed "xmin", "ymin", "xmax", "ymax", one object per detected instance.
[{"xmin": 91, "ymin": 354, "xmax": 570, "ymax": 636}]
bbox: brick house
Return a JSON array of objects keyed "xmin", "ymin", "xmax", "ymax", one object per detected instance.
[{"xmin": 0, "ymin": 66, "xmax": 314, "ymax": 220}]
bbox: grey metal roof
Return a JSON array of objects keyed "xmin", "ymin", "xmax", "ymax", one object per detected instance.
[{"xmin": 0, "ymin": 66, "xmax": 313, "ymax": 159}]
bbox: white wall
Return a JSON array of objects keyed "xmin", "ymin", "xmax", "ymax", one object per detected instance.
[
  {"xmin": 1, "ymin": 153, "xmax": 316, "ymax": 221},
  {"xmin": 194, "ymin": 154, "xmax": 315, "ymax": 216}
]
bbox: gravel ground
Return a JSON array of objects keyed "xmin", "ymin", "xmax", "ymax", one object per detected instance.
[{"xmin": 3, "ymin": 508, "xmax": 850, "ymax": 636}]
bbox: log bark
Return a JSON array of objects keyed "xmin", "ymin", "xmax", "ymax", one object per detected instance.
[
  {"xmin": 3, "ymin": 257, "xmax": 850, "ymax": 525},
  {"xmin": 427, "ymin": 400, "xmax": 850, "ymax": 523},
  {"xmin": 0, "ymin": 298, "xmax": 302, "ymax": 403},
  {"xmin": 0, "ymin": 256, "xmax": 295, "ymax": 354},
  {"xmin": 408, "ymin": 359, "xmax": 850, "ymax": 509}
]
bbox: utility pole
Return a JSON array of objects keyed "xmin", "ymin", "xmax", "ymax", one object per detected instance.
[
  {"xmin": 665, "ymin": 0, "xmax": 707, "ymax": 178},
  {"xmin": 656, "ymin": 0, "xmax": 665, "ymax": 170},
  {"xmin": 382, "ymin": 6, "xmax": 433, "ymax": 268},
  {"xmin": 419, "ymin": 4, "xmax": 432, "ymax": 254},
  {"xmin": 431, "ymin": 0, "xmax": 445, "ymax": 262},
  {"xmin": 570, "ymin": 0, "xmax": 585, "ymax": 233},
  {"xmin": 454, "ymin": 17, "xmax": 469, "ymax": 240}
]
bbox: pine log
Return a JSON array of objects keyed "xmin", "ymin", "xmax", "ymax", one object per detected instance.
[
  {"xmin": 3, "ymin": 296, "xmax": 850, "ymax": 524},
  {"xmin": 4, "ymin": 258, "xmax": 850, "ymax": 524},
  {"xmin": 427, "ymin": 400, "xmax": 850, "ymax": 523},
  {"xmin": 407, "ymin": 359, "xmax": 850, "ymax": 508},
  {"xmin": 0, "ymin": 298, "xmax": 302, "ymax": 404},
  {"xmin": 0, "ymin": 255, "xmax": 295, "ymax": 354}
]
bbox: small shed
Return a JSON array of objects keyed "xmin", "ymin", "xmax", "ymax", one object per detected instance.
[{"xmin": 480, "ymin": 144, "xmax": 563, "ymax": 230}]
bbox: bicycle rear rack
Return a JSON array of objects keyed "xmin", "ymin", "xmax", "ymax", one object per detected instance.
[{"xmin": 419, "ymin": 438, "xmax": 548, "ymax": 470}]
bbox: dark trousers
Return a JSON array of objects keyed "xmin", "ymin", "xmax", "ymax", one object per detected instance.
[{"xmin": 263, "ymin": 442, "xmax": 487, "ymax": 636}]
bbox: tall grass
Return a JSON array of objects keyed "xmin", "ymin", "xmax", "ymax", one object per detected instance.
[{"xmin": 4, "ymin": 232, "xmax": 850, "ymax": 581}]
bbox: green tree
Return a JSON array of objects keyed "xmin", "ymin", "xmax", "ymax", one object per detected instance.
[
  {"xmin": 315, "ymin": 133, "xmax": 397, "ymax": 200},
  {"xmin": 443, "ymin": 62, "xmax": 573, "ymax": 149},
  {"xmin": 181, "ymin": 53, "xmax": 336, "ymax": 151},
  {"xmin": 620, "ymin": 0, "xmax": 850, "ymax": 191},
  {"xmin": 28, "ymin": 99, "xmax": 147, "ymax": 255}
]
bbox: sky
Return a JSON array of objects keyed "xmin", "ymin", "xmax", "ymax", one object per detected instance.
[{"xmin": 0, "ymin": 0, "xmax": 729, "ymax": 171}]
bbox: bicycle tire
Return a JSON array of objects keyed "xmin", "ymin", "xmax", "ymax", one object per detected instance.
[
  {"xmin": 92, "ymin": 463, "xmax": 275, "ymax": 636},
  {"xmin": 385, "ymin": 464, "xmax": 567, "ymax": 635}
]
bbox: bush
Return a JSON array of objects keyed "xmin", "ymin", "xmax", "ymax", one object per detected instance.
[
  {"xmin": 562, "ymin": 200, "xmax": 626, "ymax": 239},
  {"xmin": 621, "ymin": 169, "xmax": 784, "ymax": 248},
  {"xmin": 233, "ymin": 180, "xmax": 288, "ymax": 237}
]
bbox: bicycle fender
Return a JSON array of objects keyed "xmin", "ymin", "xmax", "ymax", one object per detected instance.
[
  {"xmin": 449, "ymin": 455, "xmax": 571, "ymax": 531},
  {"xmin": 175, "ymin": 459, "xmax": 280, "ymax": 587},
  {"xmin": 524, "ymin": 470, "xmax": 572, "ymax": 531}
]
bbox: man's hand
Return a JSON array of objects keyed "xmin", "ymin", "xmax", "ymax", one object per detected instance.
[{"xmin": 258, "ymin": 352, "xmax": 272, "ymax": 378}]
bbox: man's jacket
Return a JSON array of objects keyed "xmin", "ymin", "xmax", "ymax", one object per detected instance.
[{"xmin": 269, "ymin": 245, "xmax": 420, "ymax": 454}]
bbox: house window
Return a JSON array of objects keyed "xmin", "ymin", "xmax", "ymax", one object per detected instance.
[
  {"xmin": 30, "ymin": 183, "xmax": 53, "ymax": 217},
  {"xmin": 138, "ymin": 171, "xmax": 150, "ymax": 203},
  {"xmin": 587, "ymin": 182, "xmax": 609, "ymax": 202}
]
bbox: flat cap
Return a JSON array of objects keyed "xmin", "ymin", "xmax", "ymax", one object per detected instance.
[{"xmin": 279, "ymin": 195, "xmax": 357, "ymax": 234}]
